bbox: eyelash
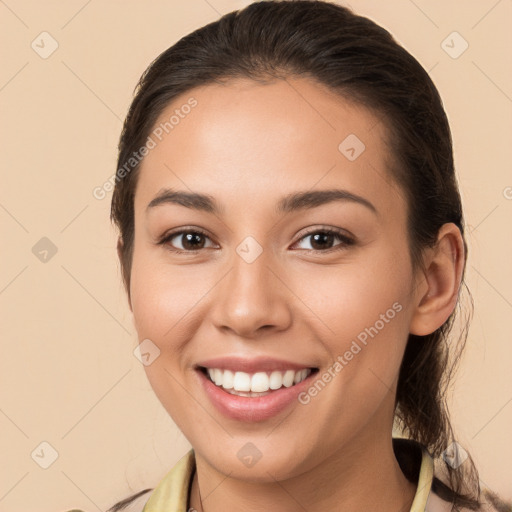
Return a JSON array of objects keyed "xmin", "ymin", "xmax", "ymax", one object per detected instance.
[{"xmin": 156, "ymin": 226, "xmax": 355, "ymax": 255}]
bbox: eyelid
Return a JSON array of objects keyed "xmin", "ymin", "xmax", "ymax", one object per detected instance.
[
  {"xmin": 157, "ymin": 225, "xmax": 355, "ymax": 255},
  {"xmin": 294, "ymin": 225, "xmax": 354, "ymax": 241},
  {"xmin": 156, "ymin": 226, "xmax": 216, "ymax": 250},
  {"xmin": 291, "ymin": 226, "xmax": 355, "ymax": 251}
]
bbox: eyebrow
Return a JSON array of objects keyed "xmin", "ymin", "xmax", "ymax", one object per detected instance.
[{"xmin": 146, "ymin": 187, "xmax": 377, "ymax": 215}]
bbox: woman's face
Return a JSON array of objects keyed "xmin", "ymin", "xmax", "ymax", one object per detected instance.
[{"xmin": 129, "ymin": 77, "xmax": 424, "ymax": 480}]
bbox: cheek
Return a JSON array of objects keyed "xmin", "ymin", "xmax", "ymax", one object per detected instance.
[
  {"xmin": 289, "ymin": 255, "xmax": 414, "ymax": 436},
  {"xmin": 129, "ymin": 247, "xmax": 207, "ymax": 347},
  {"xmin": 293, "ymin": 247, "xmax": 412, "ymax": 333},
  {"xmin": 290, "ymin": 245, "xmax": 414, "ymax": 383},
  {"xmin": 129, "ymin": 250, "xmax": 208, "ymax": 427}
]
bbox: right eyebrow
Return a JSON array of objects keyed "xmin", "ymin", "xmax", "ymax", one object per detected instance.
[{"xmin": 146, "ymin": 188, "xmax": 223, "ymax": 215}]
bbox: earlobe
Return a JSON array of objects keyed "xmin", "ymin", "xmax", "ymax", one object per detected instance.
[
  {"xmin": 116, "ymin": 238, "xmax": 133, "ymax": 312},
  {"xmin": 409, "ymin": 223, "xmax": 465, "ymax": 336}
]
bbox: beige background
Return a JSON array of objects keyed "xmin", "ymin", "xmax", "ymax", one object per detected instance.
[{"xmin": 0, "ymin": 1, "xmax": 510, "ymax": 510}]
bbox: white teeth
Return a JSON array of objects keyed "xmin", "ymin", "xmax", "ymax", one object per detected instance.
[
  {"xmin": 251, "ymin": 372, "xmax": 269, "ymax": 392},
  {"xmin": 213, "ymin": 368, "xmax": 223, "ymax": 386},
  {"xmin": 221, "ymin": 369, "xmax": 234, "ymax": 389},
  {"xmin": 269, "ymin": 371, "xmax": 283, "ymax": 390},
  {"xmin": 283, "ymin": 370, "xmax": 295, "ymax": 387},
  {"xmin": 294, "ymin": 369, "xmax": 308, "ymax": 384},
  {"xmin": 233, "ymin": 371, "xmax": 251, "ymax": 392},
  {"xmin": 204, "ymin": 367, "xmax": 312, "ymax": 393}
]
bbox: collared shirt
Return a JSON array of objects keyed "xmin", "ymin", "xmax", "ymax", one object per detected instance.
[
  {"xmin": 67, "ymin": 438, "xmax": 507, "ymax": 512},
  {"xmin": 140, "ymin": 439, "xmax": 435, "ymax": 511}
]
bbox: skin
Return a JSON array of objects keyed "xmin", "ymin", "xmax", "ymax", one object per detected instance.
[{"xmin": 119, "ymin": 76, "xmax": 465, "ymax": 511}]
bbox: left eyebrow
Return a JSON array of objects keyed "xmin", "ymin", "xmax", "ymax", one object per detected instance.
[
  {"xmin": 276, "ymin": 189, "xmax": 377, "ymax": 215},
  {"xmin": 146, "ymin": 187, "xmax": 377, "ymax": 216}
]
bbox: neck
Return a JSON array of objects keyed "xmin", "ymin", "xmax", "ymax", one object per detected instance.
[{"xmin": 189, "ymin": 422, "xmax": 417, "ymax": 512}]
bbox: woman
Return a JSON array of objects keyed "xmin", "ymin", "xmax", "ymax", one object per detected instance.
[{"xmin": 73, "ymin": 1, "xmax": 510, "ymax": 510}]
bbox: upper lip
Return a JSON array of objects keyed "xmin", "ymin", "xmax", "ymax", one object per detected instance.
[{"xmin": 195, "ymin": 356, "xmax": 318, "ymax": 373}]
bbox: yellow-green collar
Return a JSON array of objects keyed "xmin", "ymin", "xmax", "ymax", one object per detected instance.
[
  {"xmin": 143, "ymin": 449, "xmax": 196, "ymax": 511},
  {"xmin": 143, "ymin": 441, "xmax": 434, "ymax": 511}
]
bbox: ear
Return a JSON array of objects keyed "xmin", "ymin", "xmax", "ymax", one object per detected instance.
[
  {"xmin": 409, "ymin": 223, "xmax": 465, "ymax": 336},
  {"xmin": 117, "ymin": 237, "xmax": 132, "ymax": 312}
]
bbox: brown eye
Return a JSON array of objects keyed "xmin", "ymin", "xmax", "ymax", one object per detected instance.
[
  {"xmin": 158, "ymin": 229, "xmax": 216, "ymax": 253},
  {"xmin": 175, "ymin": 232, "xmax": 207, "ymax": 250},
  {"xmin": 294, "ymin": 228, "xmax": 354, "ymax": 252}
]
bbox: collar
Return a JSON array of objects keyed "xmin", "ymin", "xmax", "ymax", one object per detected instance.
[
  {"xmin": 143, "ymin": 438, "xmax": 435, "ymax": 511},
  {"xmin": 142, "ymin": 449, "xmax": 196, "ymax": 511}
]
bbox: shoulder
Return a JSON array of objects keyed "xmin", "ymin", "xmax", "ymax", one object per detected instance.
[
  {"xmin": 427, "ymin": 487, "xmax": 512, "ymax": 512},
  {"xmin": 67, "ymin": 450, "xmax": 195, "ymax": 512},
  {"xmin": 392, "ymin": 437, "xmax": 511, "ymax": 512},
  {"xmin": 427, "ymin": 473, "xmax": 511, "ymax": 512},
  {"xmin": 65, "ymin": 487, "xmax": 153, "ymax": 512},
  {"xmin": 109, "ymin": 488, "xmax": 153, "ymax": 512},
  {"xmin": 477, "ymin": 488, "xmax": 512, "ymax": 512}
]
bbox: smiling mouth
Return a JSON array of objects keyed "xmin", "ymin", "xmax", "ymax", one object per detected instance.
[{"xmin": 198, "ymin": 366, "xmax": 319, "ymax": 397}]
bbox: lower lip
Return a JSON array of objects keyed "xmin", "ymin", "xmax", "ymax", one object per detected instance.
[{"xmin": 196, "ymin": 369, "xmax": 317, "ymax": 422}]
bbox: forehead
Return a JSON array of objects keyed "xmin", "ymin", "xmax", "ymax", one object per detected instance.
[{"xmin": 135, "ymin": 77, "xmax": 402, "ymax": 217}]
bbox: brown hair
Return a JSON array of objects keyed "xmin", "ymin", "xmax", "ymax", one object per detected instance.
[{"xmin": 109, "ymin": 1, "xmax": 504, "ymax": 510}]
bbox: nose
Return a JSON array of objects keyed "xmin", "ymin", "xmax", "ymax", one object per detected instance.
[{"xmin": 209, "ymin": 245, "xmax": 293, "ymax": 339}]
